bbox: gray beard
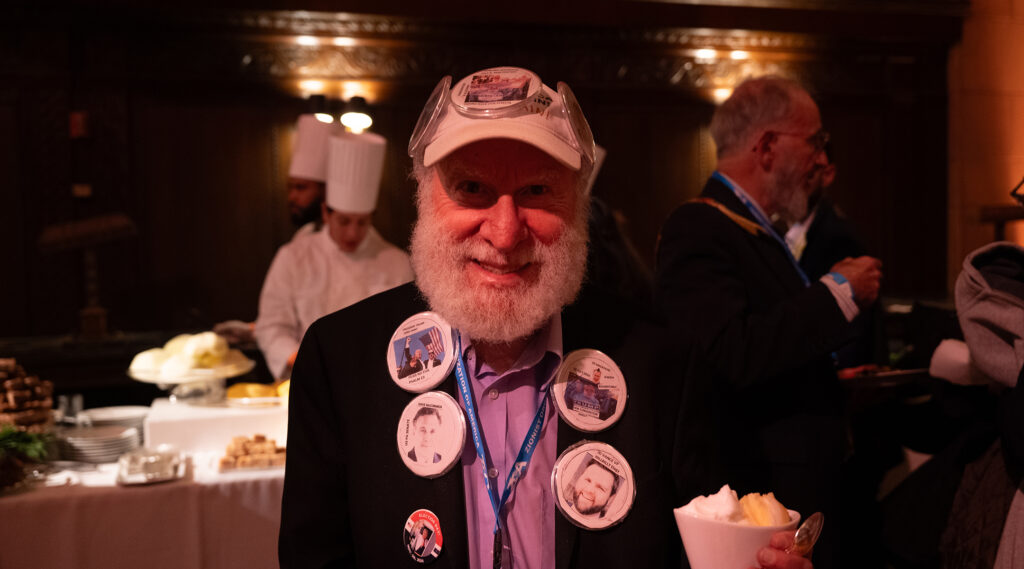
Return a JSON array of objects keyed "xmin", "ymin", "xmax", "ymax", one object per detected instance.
[
  {"xmin": 765, "ymin": 160, "xmax": 810, "ymax": 226},
  {"xmin": 410, "ymin": 191, "xmax": 588, "ymax": 344}
]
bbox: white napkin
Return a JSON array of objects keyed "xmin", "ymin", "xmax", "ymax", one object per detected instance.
[{"xmin": 929, "ymin": 339, "xmax": 988, "ymax": 386}]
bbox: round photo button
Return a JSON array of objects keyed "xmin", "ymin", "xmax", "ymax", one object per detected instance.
[
  {"xmin": 450, "ymin": 67, "xmax": 542, "ymax": 113},
  {"xmin": 550, "ymin": 349, "xmax": 628, "ymax": 432},
  {"xmin": 403, "ymin": 508, "xmax": 444, "ymax": 563},
  {"xmin": 397, "ymin": 391, "xmax": 466, "ymax": 478},
  {"xmin": 551, "ymin": 440, "xmax": 636, "ymax": 530},
  {"xmin": 387, "ymin": 312, "xmax": 456, "ymax": 393}
]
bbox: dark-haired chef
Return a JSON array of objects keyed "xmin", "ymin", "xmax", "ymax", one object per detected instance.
[{"xmin": 254, "ymin": 131, "xmax": 413, "ymax": 379}]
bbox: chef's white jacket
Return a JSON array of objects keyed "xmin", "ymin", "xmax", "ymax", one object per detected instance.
[{"xmin": 254, "ymin": 227, "xmax": 413, "ymax": 377}]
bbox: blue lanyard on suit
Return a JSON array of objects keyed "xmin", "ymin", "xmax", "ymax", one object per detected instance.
[{"xmin": 712, "ymin": 171, "xmax": 811, "ymax": 287}]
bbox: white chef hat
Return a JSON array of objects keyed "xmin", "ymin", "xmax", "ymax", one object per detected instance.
[
  {"xmin": 325, "ymin": 131, "xmax": 387, "ymax": 214},
  {"xmin": 289, "ymin": 114, "xmax": 338, "ymax": 182}
]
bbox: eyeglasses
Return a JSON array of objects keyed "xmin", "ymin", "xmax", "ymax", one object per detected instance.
[{"xmin": 772, "ymin": 129, "xmax": 830, "ymax": 153}]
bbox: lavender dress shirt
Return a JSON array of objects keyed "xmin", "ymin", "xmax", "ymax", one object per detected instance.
[{"xmin": 459, "ymin": 316, "xmax": 563, "ymax": 569}]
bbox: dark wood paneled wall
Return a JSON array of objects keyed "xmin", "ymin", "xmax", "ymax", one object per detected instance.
[{"xmin": 0, "ymin": 1, "xmax": 966, "ymax": 338}]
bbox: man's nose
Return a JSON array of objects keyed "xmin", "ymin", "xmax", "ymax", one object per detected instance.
[{"xmin": 481, "ymin": 195, "xmax": 527, "ymax": 252}]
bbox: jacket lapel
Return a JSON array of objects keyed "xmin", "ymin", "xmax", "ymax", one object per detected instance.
[
  {"xmin": 430, "ymin": 373, "xmax": 471, "ymax": 566},
  {"xmin": 703, "ymin": 180, "xmax": 807, "ymax": 291},
  {"xmin": 555, "ymin": 413, "xmax": 581, "ymax": 569}
]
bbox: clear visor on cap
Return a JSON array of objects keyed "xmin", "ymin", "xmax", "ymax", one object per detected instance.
[{"xmin": 407, "ymin": 67, "xmax": 596, "ymax": 169}]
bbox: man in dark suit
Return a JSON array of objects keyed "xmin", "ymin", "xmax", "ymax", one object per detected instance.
[
  {"xmin": 280, "ymin": 67, "xmax": 814, "ymax": 569},
  {"xmin": 656, "ymin": 76, "xmax": 883, "ymax": 569}
]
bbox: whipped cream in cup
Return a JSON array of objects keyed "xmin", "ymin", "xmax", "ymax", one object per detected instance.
[{"xmin": 674, "ymin": 485, "xmax": 800, "ymax": 569}]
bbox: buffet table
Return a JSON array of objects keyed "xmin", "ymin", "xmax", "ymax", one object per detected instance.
[
  {"xmin": 0, "ymin": 395, "xmax": 289, "ymax": 569},
  {"xmin": 0, "ymin": 457, "xmax": 283, "ymax": 569}
]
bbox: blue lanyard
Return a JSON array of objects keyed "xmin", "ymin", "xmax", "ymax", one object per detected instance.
[
  {"xmin": 454, "ymin": 334, "xmax": 549, "ymax": 536},
  {"xmin": 712, "ymin": 171, "xmax": 811, "ymax": 287}
]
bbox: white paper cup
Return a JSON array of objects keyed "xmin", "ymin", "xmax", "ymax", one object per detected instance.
[{"xmin": 674, "ymin": 507, "xmax": 800, "ymax": 569}]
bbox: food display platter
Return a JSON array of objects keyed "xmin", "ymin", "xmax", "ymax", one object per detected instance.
[
  {"xmin": 226, "ymin": 396, "xmax": 283, "ymax": 409},
  {"xmin": 127, "ymin": 357, "xmax": 255, "ymax": 385}
]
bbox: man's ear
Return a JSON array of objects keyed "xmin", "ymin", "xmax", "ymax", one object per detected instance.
[{"xmin": 753, "ymin": 130, "xmax": 775, "ymax": 170}]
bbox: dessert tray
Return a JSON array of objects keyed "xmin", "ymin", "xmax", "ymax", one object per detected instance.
[{"xmin": 128, "ymin": 356, "xmax": 255, "ymax": 385}]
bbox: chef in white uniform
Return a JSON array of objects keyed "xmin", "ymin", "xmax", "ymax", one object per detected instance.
[
  {"xmin": 214, "ymin": 114, "xmax": 339, "ymax": 346},
  {"xmin": 254, "ymin": 131, "xmax": 414, "ymax": 378},
  {"xmin": 288, "ymin": 114, "xmax": 338, "ymax": 237}
]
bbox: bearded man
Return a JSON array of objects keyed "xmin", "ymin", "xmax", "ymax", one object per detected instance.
[
  {"xmin": 655, "ymin": 76, "xmax": 883, "ymax": 569},
  {"xmin": 567, "ymin": 459, "xmax": 620, "ymax": 518},
  {"xmin": 280, "ymin": 68, "xmax": 815, "ymax": 569}
]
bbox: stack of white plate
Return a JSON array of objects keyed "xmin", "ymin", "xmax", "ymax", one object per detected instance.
[
  {"xmin": 58, "ymin": 425, "xmax": 140, "ymax": 463},
  {"xmin": 80, "ymin": 406, "xmax": 149, "ymax": 445}
]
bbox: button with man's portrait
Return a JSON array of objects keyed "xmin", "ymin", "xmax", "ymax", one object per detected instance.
[
  {"xmin": 551, "ymin": 440, "xmax": 636, "ymax": 530},
  {"xmin": 387, "ymin": 312, "xmax": 456, "ymax": 393},
  {"xmin": 403, "ymin": 508, "xmax": 444, "ymax": 563},
  {"xmin": 397, "ymin": 391, "xmax": 466, "ymax": 478},
  {"xmin": 550, "ymin": 349, "xmax": 628, "ymax": 432}
]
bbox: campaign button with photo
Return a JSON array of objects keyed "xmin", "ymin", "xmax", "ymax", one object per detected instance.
[
  {"xmin": 551, "ymin": 440, "xmax": 636, "ymax": 530},
  {"xmin": 397, "ymin": 391, "xmax": 466, "ymax": 478},
  {"xmin": 387, "ymin": 312, "xmax": 456, "ymax": 393},
  {"xmin": 404, "ymin": 508, "xmax": 444, "ymax": 563},
  {"xmin": 550, "ymin": 349, "xmax": 628, "ymax": 432}
]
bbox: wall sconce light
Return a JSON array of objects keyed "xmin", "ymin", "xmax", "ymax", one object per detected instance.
[
  {"xmin": 695, "ymin": 48, "xmax": 718, "ymax": 62},
  {"xmin": 341, "ymin": 96, "xmax": 373, "ymax": 134},
  {"xmin": 711, "ymin": 88, "xmax": 733, "ymax": 104}
]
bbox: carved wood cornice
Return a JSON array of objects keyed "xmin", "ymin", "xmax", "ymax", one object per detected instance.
[{"xmin": 3, "ymin": 6, "xmax": 959, "ymax": 99}]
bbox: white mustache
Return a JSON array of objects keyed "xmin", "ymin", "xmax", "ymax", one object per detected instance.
[{"xmin": 462, "ymin": 243, "xmax": 537, "ymax": 273}]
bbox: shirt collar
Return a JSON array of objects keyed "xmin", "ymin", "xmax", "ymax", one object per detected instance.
[
  {"xmin": 460, "ymin": 313, "xmax": 564, "ymax": 386},
  {"xmin": 715, "ymin": 170, "xmax": 774, "ymax": 225}
]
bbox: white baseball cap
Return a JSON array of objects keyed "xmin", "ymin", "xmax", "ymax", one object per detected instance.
[{"xmin": 408, "ymin": 67, "xmax": 595, "ymax": 171}]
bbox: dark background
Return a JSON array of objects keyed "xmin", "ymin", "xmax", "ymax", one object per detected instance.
[{"xmin": 0, "ymin": 0, "xmax": 965, "ymax": 350}]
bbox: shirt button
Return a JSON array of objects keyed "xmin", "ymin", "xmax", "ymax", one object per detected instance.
[
  {"xmin": 487, "ymin": 389, "xmax": 499, "ymax": 400},
  {"xmin": 487, "ymin": 467, "xmax": 499, "ymax": 479}
]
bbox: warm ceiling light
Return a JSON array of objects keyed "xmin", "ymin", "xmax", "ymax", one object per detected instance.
[
  {"xmin": 340, "ymin": 81, "xmax": 373, "ymax": 102},
  {"xmin": 299, "ymin": 80, "xmax": 325, "ymax": 94},
  {"xmin": 340, "ymin": 97, "xmax": 373, "ymax": 134},
  {"xmin": 712, "ymin": 88, "xmax": 733, "ymax": 104},
  {"xmin": 296, "ymin": 36, "xmax": 319, "ymax": 46},
  {"xmin": 695, "ymin": 49, "xmax": 717, "ymax": 61},
  {"xmin": 314, "ymin": 113, "xmax": 335, "ymax": 124},
  {"xmin": 332, "ymin": 37, "xmax": 356, "ymax": 47},
  {"xmin": 730, "ymin": 50, "xmax": 750, "ymax": 60}
]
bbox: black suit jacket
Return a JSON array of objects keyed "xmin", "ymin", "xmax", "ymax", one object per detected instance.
[
  {"xmin": 655, "ymin": 177, "xmax": 852, "ymax": 568},
  {"xmin": 799, "ymin": 196, "xmax": 867, "ymax": 282},
  {"xmin": 279, "ymin": 283, "xmax": 683, "ymax": 569},
  {"xmin": 799, "ymin": 196, "xmax": 881, "ymax": 367}
]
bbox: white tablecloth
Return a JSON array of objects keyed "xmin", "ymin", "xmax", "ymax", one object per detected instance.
[
  {"xmin": 144, "ymin": 398, "xmax": 288, "ymax": 454},
  {"xmin": 0, "ymin": 397, "xmax": 289, "ymax": 569},
  {"xmin": 0, "ymin": 460, "xmax": 284, "ymax": 569}
]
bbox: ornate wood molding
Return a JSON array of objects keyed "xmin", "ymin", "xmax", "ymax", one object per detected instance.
[{"xmin": 3, "ymin": 6, "xmax": 959, "ymax": 100}]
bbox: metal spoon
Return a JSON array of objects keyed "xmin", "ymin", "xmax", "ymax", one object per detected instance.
[{"xmin": 786, "ymin": 512, "xmax": 824, "ymax": 556}]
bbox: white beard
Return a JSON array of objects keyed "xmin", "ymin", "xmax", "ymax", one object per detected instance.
[{"xmin": 410, "ymin": 189, "xmax": 588, "ymax": 344}]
